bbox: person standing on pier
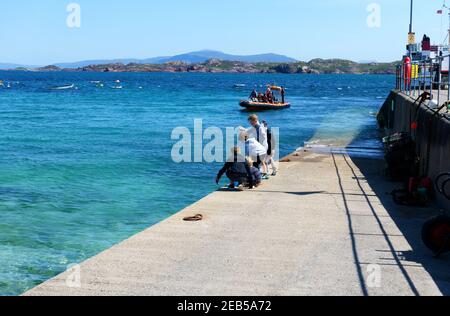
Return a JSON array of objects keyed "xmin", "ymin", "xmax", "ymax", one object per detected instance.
[
  {"xmin": 262, "ymin": 120, "xmax": 278, "ymax": 176},
  {"xmin": 247, "ymin": 114, "xmax": 269, "ymax": 178},
  {"xmin": 247, "ymin": 114, "xmax": 268, "ymax": 150},
  {"xmin": 239, "ymin": 130, "xmax": 268, "ymax": 179}
]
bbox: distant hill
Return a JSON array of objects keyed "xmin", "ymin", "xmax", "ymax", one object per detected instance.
[
  {"xmin": 0, "ymin": 63, "xmax": 37, "ymax": 70},
  {"xmin": 37, "ymin": 58, "xmax": 397, "ymax": 75},
  {"xmin": 52, "ymin": 50, "xmax": 298, "ymax": 68},
  {"xmin": 54, "ymin": 59, "xmax": 150, "ymax": 69},
  {"xmin": 150, "ymin": 50, "xmax": 298, "ymax": 64},
  {"xmin": 1, "ymin": 55, "xmax": 399, "ymax": 75},
  {"xmin": 359, "ymin": 59, "xmax": 379, "ymax": 64}
]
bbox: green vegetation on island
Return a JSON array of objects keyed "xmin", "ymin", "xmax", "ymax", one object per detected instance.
[{"xmin": 22, "ymin": 58, "xmax": 398, "ymax": 74}]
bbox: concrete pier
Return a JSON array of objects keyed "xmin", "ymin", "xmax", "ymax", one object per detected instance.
[
  {"xmin": 378, "ymin": 90, "xmax": 450, "ymax": 209},
  {"xmin": 25, "ymin": 151, "xmax": 449, "ymax": 296}
]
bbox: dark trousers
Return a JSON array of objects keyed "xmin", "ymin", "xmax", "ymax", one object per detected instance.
[
  {"xmin": 254, "ymin": 156, "xmax": 262, "ymax": 169},
  {"xmin": 226, "ymin": 170, "xmax": 247, "ymax": 184}
]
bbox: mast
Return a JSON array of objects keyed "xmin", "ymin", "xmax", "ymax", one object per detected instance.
[
  {"xmin": 407, "ymin": 0, "xmax": 415, "ymax": 57},
  {"xmin": 443, "ymin": 1, "xmax": 450, "ymax": 45},
  {"xmin": 409, "ymin": 0, "xmax": 414, "ymax": 34}
]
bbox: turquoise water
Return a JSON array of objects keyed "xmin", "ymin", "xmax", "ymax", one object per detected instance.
[{"xmin": 0, "ymin": 72, "xmax": 393, "ymax": 295}]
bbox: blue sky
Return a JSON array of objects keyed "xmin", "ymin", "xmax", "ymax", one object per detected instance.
[{"xmin": 0, "ymin": 0, "xmax": 447, "ymax": 65}]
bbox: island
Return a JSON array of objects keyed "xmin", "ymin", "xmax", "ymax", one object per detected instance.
[{"xmin": 14, "ymin": 58, "xmax": 398, "ymax": 75}]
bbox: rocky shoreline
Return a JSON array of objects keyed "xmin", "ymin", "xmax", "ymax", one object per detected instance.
[{"xmin": 18, "ymin": 58, "xmax": 398, "ymax": 75}]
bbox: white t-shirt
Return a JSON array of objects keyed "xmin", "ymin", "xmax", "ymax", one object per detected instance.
[
  {"xmin": 247, "ymin": 124, "xmax": 268, "ymax": 150},
  {"xmin": 245, "ymin": 138, "xmax": 267, "ymax": 158}
]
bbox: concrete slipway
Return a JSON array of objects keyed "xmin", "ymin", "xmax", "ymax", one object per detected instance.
[{"xmin": 25, "ymin": 151, "xmax": 449, "ymax": 296}]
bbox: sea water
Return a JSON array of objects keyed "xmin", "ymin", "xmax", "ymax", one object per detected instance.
[{"xmin": 0, "ymin": 71, "xmax": 393, "ymax": 295}]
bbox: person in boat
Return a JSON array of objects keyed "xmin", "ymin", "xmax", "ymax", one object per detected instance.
[
  {"xmin": 281, "ymin": 86, "xmax": 286, "ymax": 104},
  {"xmin": 265, "ymin": 87, "xmax": 272, "ymax": 103},
  {"xmin": 262, "ymin": 120, "xmax": 278, "ymax": 176},
  {"xmin": 257, "ymin": 92, "xmax": 265, "ymax": 103},
  {"xmin": 249, "ymin": 89, "xmax": 258, "ymax": 101},
  {"xmin": 271, "ymin": 91, "xmax": 277, "ymax": 103},
  {"xmin": 246, "ymin": 157, "xmax": 262, "ymax": 187},
  {"xmin": 216, "ymin": 147, "xmax": 254, "ymax": 190}
]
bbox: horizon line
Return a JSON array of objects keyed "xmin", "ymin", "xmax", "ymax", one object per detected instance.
[{"xmin": 0, "ymin": 50, "xmax": 400, "ymax": 67}]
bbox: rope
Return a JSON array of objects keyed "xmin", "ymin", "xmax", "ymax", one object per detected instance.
[{"xmin": 183, "ymin": 214, "xmax": 203, "ymax": 222}]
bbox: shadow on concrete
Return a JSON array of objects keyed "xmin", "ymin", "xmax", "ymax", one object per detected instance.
[
  {"xmin": 347, "ymin": 154, "xmax": 450, "ymax": 296},
  {"xmin": 255, "ymin": 190, "xmax": 326, "ymax": 196},
  {"xmin": 331, "ymin": 154, "xmax": 370, "ymax": 296},
  {"xmin": 327, "ymin": 100, "xmax": 450, "ymax": 295},
  {"xmin": 256, "ymin": 190, "xmax": 378, "ymax": 198}
]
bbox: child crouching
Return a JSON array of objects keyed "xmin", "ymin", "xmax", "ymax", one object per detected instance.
[
  {"xmin": 246, "ymin": 157, "xmax": 262, "ymax": 188},
  {"xmin": 216, "ymin": 147, "xmax": 255, "ymax": 190}
]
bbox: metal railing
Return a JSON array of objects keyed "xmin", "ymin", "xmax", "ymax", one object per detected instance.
[{"xmin": 396, "ymin": 54, "xmax": 450, "ymax": 117}]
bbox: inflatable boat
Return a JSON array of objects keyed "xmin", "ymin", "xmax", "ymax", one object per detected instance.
[
  {"xmin": 239, "ymin": 100, "xmax": 291, "ymax": 111},
  {"xmin": 240, "ymin": 85, "xmax": 290, "ymax": 111}
]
